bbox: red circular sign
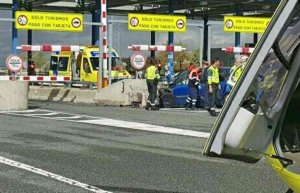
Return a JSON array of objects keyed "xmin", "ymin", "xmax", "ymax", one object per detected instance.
[
  {"xmin": 130, "ymin": 53, "xmax": 146, "ymax": 71},
  {"xmin": 6, "ymin": 55, "xmax": 23, "ymax": 73}
]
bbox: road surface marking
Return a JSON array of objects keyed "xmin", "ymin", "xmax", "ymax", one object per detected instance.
[
  {"xmin": 0, "ymin": 156, "xmax": 112, "ymax": 193},
  {"xmin": 1, "ymin": 109, "xmax": 210, "ymax": 138},
  {"xmin": 79, "ymin": 118, "xmax": 210, "ymax": 138}
]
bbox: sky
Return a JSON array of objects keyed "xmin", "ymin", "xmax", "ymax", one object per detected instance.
[{"xmin": 0, "ymin": 9, "xmax": 257, "ymax": 67}]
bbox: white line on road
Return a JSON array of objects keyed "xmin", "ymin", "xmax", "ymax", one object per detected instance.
[
  {"xmin": 79, "ymin": 118, "xmax": 210, "ymax": 138},
  {"xmin": 1, "ymin": 109, "xmax": 210, "ymax": 138},
  {"xmin": 0, "ymin": 156, "xmax": 112, "ymax": 193}
]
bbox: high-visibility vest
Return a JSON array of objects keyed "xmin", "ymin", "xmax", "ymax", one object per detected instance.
[
  {"xmin": 233, "ymin": 67, "xmax": 243, "ymax": 82},
  {"xmin": 230, "ymin": 65, "xmax": 237, "ymax": 74},
  {"xmin": 207, "ymin": 66, "xmax": 219, "ymax": 84},
  {"xmin": 145, "ymin": 65, "xmax": 160, "ymax": 80}
]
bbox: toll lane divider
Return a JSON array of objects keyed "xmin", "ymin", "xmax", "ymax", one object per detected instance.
[{"xmin": 29, "ymin": 79, "xmax": 148, "ymax": 106}]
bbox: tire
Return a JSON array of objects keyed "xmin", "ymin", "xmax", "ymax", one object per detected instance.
[{"xmin": 160, "ymin": 92, "xmax": 176, "ymax": 108}]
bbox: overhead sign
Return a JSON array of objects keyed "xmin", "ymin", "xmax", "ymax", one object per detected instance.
[
  {"xmin": 128, "ymin": 13, "xmax": 186, "ymax": 32},
  {"xmin": 224, "ymin": 16, "xmax": 271, "ymax": 33},
  {"xmin": 15, "ymin": 11, "xmax": 83, "ymax": 32},
  {"xmin": 130, "ymin": 53, "xmax": 146, "ymax": 71},
  {"xmin": 6, "ymin": 55, "xmax": 23, "ymax": 73}
]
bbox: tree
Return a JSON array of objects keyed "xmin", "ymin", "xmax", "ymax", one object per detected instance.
[
  {"xmin": 20, "ymin": 52, "xmax": 49, "ymax": 72},
  {"xmin": 155, "ymin": 42, "xmax": 191, "ymax": 73},
  {"xmin": 191, "ymin": 48, "xmax": 200, "ymax": 64}
]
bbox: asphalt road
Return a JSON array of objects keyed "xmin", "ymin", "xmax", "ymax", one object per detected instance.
[{"xmin": 0, "ymin": 100, "xmax": 287, "ymax": 193}]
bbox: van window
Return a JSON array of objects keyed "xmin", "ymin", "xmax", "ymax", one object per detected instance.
[
  {"xmin": 90, "ymin": 57, "xmax": 123, "ymax": 71},
  {"xmin": 280, "ymin": 81, "xmax": 300, "ymax": 168},
  {"xmin": 278, "ymin": 15, "xmax": 300, "ymax": 63},
  {"xmin": 58, "ymin": 56, "xmax": 69, "ymax": 71}
]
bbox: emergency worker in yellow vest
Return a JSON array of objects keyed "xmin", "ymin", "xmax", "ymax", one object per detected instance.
[
  {"xmin": 207, "ymin": 58, "xmax": 221, "ymax": 116},
  {"xmin": 230, "ymin": 56, "xmax": 243, "ymax": 83},
  {"xmin": 145, "ymin": 58, "xmax": 161, "ymax": 110},
  {"xmin": 184, "ymin": 65, "xmax": 200, "ymax": 110}
]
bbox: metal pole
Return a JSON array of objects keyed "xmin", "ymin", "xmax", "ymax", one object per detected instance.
[
  {"xmin": 99, "ymin": 0, "xmax": 108, "ymax": 90},
  {"xmin": 207, "ymin": 24, "xmax": 211, "ymax": 64},
  {"xmin": 99, "ymin": 26, "xmax": 103, "ymax": 90},
  {"xmin": 12, "ymin": 0, "xmax": 18, "ymax": 54},
  {"xmin": 167, "ymin": 0, "xmax": 174, "ymax": 82},
  {"xmin": 92, "ymin": 3, "xmax": 100, "ymax": 45},
  {"xmin": 199, "ymin": 26, "xmax": 203, "ymax": 68},
  {"xmin": 27, "ymin": 2, "xmax": 33, "ymax": 70},
  {"xmin": 202, "ymin": 15, "xmax": 208, "ymax": 61},
  {"xmin": 108, "ymin": 21, "xmax": 113, "ymax": 86}
]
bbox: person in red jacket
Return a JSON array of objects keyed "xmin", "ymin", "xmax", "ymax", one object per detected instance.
[{"xmin": 184, "ymin": 65, "xmax": 200, "ymax": 110}]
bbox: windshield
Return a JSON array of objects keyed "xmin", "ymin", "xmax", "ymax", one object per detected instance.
[{"xmin": 90, "ymin": 57, "xmax": 123, "ymax": 71}]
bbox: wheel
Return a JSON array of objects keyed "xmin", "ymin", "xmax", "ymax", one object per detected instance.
[{"xmin": 160, "ymin": 92, "xmax": 176, "ymax": 108}]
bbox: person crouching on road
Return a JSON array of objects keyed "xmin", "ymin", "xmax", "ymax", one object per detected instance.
[
  {"xmin": 145, "ymin": 58, "xmax": 161, "ymax": 110},
  {"xmin": 207, "ymin": 58, "xmax": 221, "ymax": 116},
  {"xmin": 185, "ymin": 65, "xmax": 200, "ymax": 110}
]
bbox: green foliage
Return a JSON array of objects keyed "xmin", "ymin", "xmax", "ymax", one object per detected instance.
[
  {"xmin": 20, "ymin": 52, "xmax": 49, "ymax": 71},
  {"xmin": 155, "ymin": 42, "xmax": 192, "ymax": 72},
  {"xmin": 191, "ymin": 48, "xmax": 200, "ymax": 63}
]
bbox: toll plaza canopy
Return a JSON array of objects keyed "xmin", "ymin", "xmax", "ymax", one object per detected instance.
[{"xmin": 1, "ymin": 0, "xmax": 280, "ymax": 20}]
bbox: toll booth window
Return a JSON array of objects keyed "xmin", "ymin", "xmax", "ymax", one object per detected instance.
[
  {"xmin": 278, "ymin": 14, "xmax": 300, "ymax": 63},
  {"xmin": 50, "ymin": 56, "xmax": 58, "ymax": 70},
  {"xmin": 58, "ymin": 56, "xmax": 69, "ymax": 71}
]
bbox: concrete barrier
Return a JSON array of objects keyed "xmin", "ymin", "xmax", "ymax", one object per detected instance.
[
  {"xmin": 29, "ymin": 86, "xmax": 96, "ymax": 103},
  {"xmin": 95, "ymin": 79, "xmax": 148, "ymax": 106},
  {"xmin": 0, "ymin": 81, "xmax": 28, "ymax": 110},
  {"xmin": 29, "ymin": 79, "xmax": 148, "ymax": 106}
]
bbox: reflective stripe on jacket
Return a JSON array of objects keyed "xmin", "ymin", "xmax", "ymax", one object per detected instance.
[
  {"xmin": 145, "ymin": 65, "xmax": 160, "ymax": 80},
  {"xmin": 207, "ymin": 66, "xmax": 219, "ymax": 85}
]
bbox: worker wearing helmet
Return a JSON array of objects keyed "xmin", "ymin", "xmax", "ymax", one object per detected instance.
[
  {"xmin": 231, "ymin": 55, "xmax": 248, "ymax": 84},
  {"xmin": 145, "ymin": 57, "xmax": 161, "ymax": 110}
]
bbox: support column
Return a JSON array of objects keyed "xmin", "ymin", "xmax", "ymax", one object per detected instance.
[
  {"xmin": 235, "ymin": 4, "xmax": 242, "ymax": 47},
  {"xmin": 199, "ymin": 26, "xmax": 203, "ymax": 68},
  {"xmin": 150, "ymin": 31, "xmax": 155, "ymax": 57},
  {"xmin": 108, "ymin": 21, "xmax": 113, "ymax": 86},
  {"xmin": 27, "ymin": 2, "xmax": 33, "ymax": 67},
  {"xmin": 207, "ymin": 25, "xmax": 211, "ymax": 64},
  {"xmin": 92, "ymin": 1, "xmax": 100, "ymax": 45},
  {"xmin": 202, "ymin": 15, "xmax": 208, "ymax": 62},
  {"xmin": 167, "ymin": 0, "xmax": 174, "ymax": 82},
  {"xmin": 253, "ymin": 33, "xmax": 258, "ymax": 44},
  {"xmin": 12, "ymin": 0, "xmax": 18, "ymax": 54}
]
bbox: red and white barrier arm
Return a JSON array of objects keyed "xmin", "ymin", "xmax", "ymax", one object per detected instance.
[
  {"xmin": 128, "ymin": 45, "xmax": 186, "ymax": 52},
  {"xmin": 17, "ymin": 45, "xmax": 81, "ymax": 52},
  {"xmin": 0, "ymin": 76, "xmax": 71, "ymax": 82},
  {"xmin": 222, "ymin": 47, "xmax": 254, "ymax": 54}
]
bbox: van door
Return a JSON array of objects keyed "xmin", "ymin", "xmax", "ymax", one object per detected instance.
[
  {"xmin": 203, "ymin": 0, "xmax": 300, "ymax": 163},
  {"xmin": 80, "ymin": 57, "xmax": 93, "ymax": 82}
]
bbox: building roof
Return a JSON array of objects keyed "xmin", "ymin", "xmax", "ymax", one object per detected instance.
[{"xmin": 1, "ymin": 0, "xmax": 281, "ymax": 20}]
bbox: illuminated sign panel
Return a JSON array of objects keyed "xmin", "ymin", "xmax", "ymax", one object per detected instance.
[
  {"xmin": 224, "ymin": 16, "xmax": 271, "ymax": 33},
  {"xmin": 15, "ymin": 11, "xmax": 83, "ymax": 32},
  {"xmin": 128, "ymin": 13, "xmax": 186, "ymax": 32}
]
